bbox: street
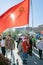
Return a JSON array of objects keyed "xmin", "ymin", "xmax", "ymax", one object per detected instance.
[{"xmin": 27, "ymin": 48, "xmax": 43, "ymax": 65}]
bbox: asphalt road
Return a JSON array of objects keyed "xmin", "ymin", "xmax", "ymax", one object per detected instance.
[{"xmin": 26, "ymin": 47, "xmax": 43, "ymax": 65}]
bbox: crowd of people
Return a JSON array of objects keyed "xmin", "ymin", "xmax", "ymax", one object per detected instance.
[
  {"xmin": 17, "ymin": 35, "xmax": 37, "ymax": 64},
  {"xmin": 0, "ymin": 34, "xmax": 15, "ymax": 65},
  {"xmin": 17, "ymin": 34, "xmax": 43, "ymax": 64},
  {"xmin": 0, "ymin": 33, "xmax": 43, "ymax": 65}
]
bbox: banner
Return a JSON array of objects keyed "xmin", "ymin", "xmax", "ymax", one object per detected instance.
[{"xmin": 0, "ymin": 0, "xmax": 30, "ymax": 33}]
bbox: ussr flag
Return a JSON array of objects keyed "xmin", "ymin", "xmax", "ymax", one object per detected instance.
[{"xmin": 0, "ymin": 0, "xmax": 30, "ymax": 33}]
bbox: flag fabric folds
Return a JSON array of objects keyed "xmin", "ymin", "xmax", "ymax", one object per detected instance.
[{"xmin": 0, "ymin": 0, "xmax": 30, "ymax": 33}]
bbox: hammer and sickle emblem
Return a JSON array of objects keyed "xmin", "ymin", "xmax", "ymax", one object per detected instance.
[{"xmin": 19, "ymin": 7, "xmax": 24, "ymax": 12}]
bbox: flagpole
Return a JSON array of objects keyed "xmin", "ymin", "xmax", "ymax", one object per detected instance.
[
  {"xmin": 27, "ymin": 0, "xmax": 30, "ymax": 33},
  {"xmin": 31, "ymin": 0, "xmax": 34, "ymax": 31}
]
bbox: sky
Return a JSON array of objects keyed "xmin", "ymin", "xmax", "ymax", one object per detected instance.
[{"xmin": 0, "ymin": 0, "xmax": 43, "ymax": 27}]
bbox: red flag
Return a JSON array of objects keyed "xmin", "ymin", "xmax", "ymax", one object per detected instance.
[{"xmin": 0, "ymin": 0, "xmax": 30, "ymax": 33}]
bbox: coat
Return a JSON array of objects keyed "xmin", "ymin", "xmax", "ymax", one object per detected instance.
[
  {"xmin": 22, "ymin": 41, "xmax": 29, "ymax": 53},
  {"xmin": 5, "ymin": 38, "xmax": 14, "ymax": 50}
]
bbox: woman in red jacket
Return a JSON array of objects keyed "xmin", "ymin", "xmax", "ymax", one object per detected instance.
[{"xmin": 21, "ymin": 36, "xmax": 29, "ymax": 64}]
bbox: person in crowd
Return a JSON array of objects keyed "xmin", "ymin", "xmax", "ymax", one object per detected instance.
[
  {"xmin": 17, "ymin": 37, "xmax": 22, "ymax": 48},
  {"xmin": 38, "ymin": 37, "xmax": 43, "ymax": 59},
  {"xmin": 5, "ymin": 34, "xmax": 15, "ymax": 51},
  {"xmin": 0, "ymin": 53, "xmax": 10, "ymax": 65},
  {"xmin": 18, "ymin": 39, "xmax": 23, "ymax": 54},
  {"xmin": 5, "ymin": 34, "xmax": 15, "ymax": 64},
  {"xmin": 39, "ymin": 49, "xmax": 42, "ymax": 59},
  {"xmin": 0, "ymin": 34, "xmax": 2, "ymax": 53},
  {"xmin": 21, "ymin": 36, "xmax": 29, "ymax": 64},
  {"xmin": 32, "ymin": 36, "xmax": 36, "ymax": 47},
  {"xmin": 29, "ymin": 36, "xmax": 33, "ymax": 56},
  {"xmin": 1, "ymin": 37, "xmax": 6, "ymax": 56}
]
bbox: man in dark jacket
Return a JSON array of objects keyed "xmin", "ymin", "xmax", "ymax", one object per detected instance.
[{"xmin": 29, "ymin": 37, "xmax": 33, "ymax": 56}]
